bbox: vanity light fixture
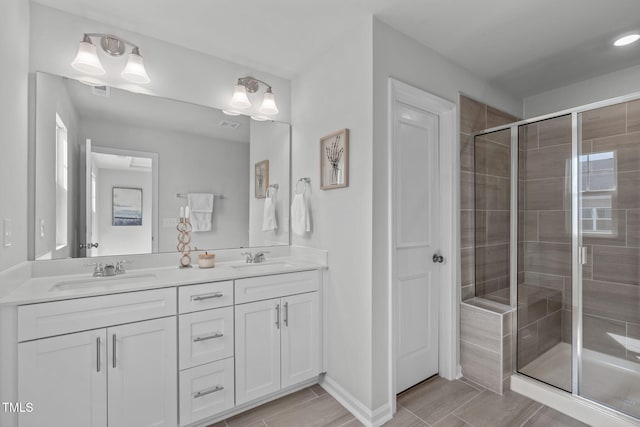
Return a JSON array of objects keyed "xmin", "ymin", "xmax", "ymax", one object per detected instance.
[
  {"xmin": 225, "ymin": 76, "xmax": 279, "ymax": 119},
  {"xmin": 614, "ymin": 33, "xmax": 640, "ymax": 47},
  {"xmin": 71, "ymin": 33, "xmax": 151, "ymax": 84}
]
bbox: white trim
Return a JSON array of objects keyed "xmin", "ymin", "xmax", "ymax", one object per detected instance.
[
  {"xmin": 388, "ymin": 78, "xmax": 458, "ymax": 414},
  {"xmin": 320, "ymin": 375, "xmax": 393, "ymax": 427},
  {"xmin": 511, "ymin": 374, "xmax": 640, "ymax": 427}
]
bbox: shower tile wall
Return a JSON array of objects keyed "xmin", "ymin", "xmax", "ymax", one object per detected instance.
[
  {"xmin": 459, "ymin": 95, "xmax": 518, "ymax": 301},
  {"xmin": 518, "ymin": 116, "xmax": 571, "ymax": 374},
  {"xmin": 581, "ymin": 100, "xmax": 640, "ymax": 363}
]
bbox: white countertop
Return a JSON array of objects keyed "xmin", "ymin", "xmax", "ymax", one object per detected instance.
[{"xmin": 0, "ymin": 257, "xmax": 325, "ymax": 306}]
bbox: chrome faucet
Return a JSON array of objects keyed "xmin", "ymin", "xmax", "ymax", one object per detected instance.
[
  {"xmin": 241, "ymin": 251, "xmax": 269, "ymax": 263},
  {"xmin": 86, "ymin": 260, "xmax": 131, "ymax": 277}
]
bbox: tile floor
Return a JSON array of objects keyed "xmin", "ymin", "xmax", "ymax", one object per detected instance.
[{"xmin": 210, "ymin": 376, "xmax": 589, "ymax": 427}]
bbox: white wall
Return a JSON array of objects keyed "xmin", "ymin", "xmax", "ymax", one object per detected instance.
[
  {"xmin": 34, "ymin": 72, "xmax": 81, "ymax": 260},
  {"xmin": 370, "ymin": 18, "xmax": 522, "ymax": 410},
  {"xmin": 29, "ymin": 3, "xmax": 291, "ymax": 122},
  {"xmin": 0, "ymin": 0, "xmax": 29, "ymax": 272},
  {"xmin": 96, "ymin": 169, "xmax": 152, "ymax": 256},
  {"xmin": 79, "ymin": 118, "xmax": 249, "ymax": 252},
  {"xmin": 291, "ymin": 18, "xmax": 374, "ymax": 409},
  {"xmin": 524, "ymin": 63, "xmax": 640, "ymax": 118},
  {"xmin": 249, "ymin": 120, "xmax": 290, "ymax": 247}
]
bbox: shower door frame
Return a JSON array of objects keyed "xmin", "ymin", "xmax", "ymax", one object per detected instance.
[{"xmin": 471, "ymin": 90, "xmax": 640, "ymax": 421}]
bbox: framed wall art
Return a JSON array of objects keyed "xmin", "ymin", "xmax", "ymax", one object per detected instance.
[
  {"xmin": 112, "ymin": 187, "xmax": 143, "ymax": 226},
  {"xmin": 320, "ymin": 128, "xmax": 349, "ymax": 190},
  {"xmin": 255, "ymin": 159, "xmax": 269, "ymax": 198}
]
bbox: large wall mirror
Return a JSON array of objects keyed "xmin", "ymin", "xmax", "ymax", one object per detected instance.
[{"xmin": 32, "ymin": 72, "xmax": 290, "ymax": 260}]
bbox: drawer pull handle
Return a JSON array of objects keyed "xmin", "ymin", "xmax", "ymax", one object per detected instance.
[
  {"xmin": 193, "ymin": 332, "xmax": 224, "ymax": 342},
  {"xmin": 192, "ymin": 292, "xmax": 224, "ymax": 301},
  {"xmin": 194, "ymin": 385, "xmax": 224, "ymax": 398}
]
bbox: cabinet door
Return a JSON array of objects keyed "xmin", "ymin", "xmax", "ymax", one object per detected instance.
[
  {"xmin": 235, "ymin": 298, "xmax": 281, "ymax": 405},
  {"xmin": 281, "ymin": 292, "xmax": 320, "ymax": 388},
  {"xmin": 107, "ymin": 317, "xmax": 177, "ymax": 427},
  {"xmin": 18, "ymin": 329, "xmax": 107, "ymax": 427}
]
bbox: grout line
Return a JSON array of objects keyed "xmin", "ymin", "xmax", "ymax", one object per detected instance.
[
  {"xmin": 445, "ymin": 390, "xmax": 487, "ymax": 425},
  {"xmin": 309, "ymin": 386, "xmax": 319, "ymax": 398},
  {"xmin": 451, "ymin": 414, "xmax": 471, "ymax": 426},
  {"xmin": 518, "ymin": 404, "xmax": 543, "ymax": 427},
  {"xmin": 399, "ymin": 405, "xmax": 432, "ymax": 426}
]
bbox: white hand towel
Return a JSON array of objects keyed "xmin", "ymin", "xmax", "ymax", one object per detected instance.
[
  {"xmin": 291, "ymin": 193, "xmax": 310, "ymax": 236},
  {"xmin": 188, "ymin": 193, "xmax": 214, "ymax": 232},
  {"xmin": 262, "ymin": 193, "xmax": 278, "ymax": 232}
]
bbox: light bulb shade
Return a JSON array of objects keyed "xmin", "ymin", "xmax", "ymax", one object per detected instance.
[
  {"xmin": 230, "ymin": 84, "xmax": 252, "ymax": 109},
  {"xmin": 121, "ymin": 51, "xmax": 151, "ymax": 84},
  {"xmin": 259, "ymin": 91, "xmax": 279, "ymax": 115},
  {"xmin": 71, "ymin": 41, "xmax": 106, "ymax": 75},
  {"xmin": 251, "ymin": 115, "xmax": 270, "ymax": 122}
]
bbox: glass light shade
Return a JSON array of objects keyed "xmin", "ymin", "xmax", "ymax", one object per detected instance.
[
  {"xmin": 614, "ymin": 34, "xmax": 640, "ymax": 46},
  {"xmin": 259, "ymin": 91, "xmax": 279, "ymax": 115},
  {"xmin": 251, "ymin": 115, "xmax": 270, "ymax": 122},
  {"xmin": 121, "ymin": 51, "xmax": 151, "ymax": 84},
  {"xmin": 222, "ymin": 109, "xmax": 242, "ymax": 116},
  {"xmin": 230, "ymin": 84, "xmax": 252, "ymax": 109},
  {"xmin": 71, "ymin": 41, "xmax": 106, "ymax": 75}
]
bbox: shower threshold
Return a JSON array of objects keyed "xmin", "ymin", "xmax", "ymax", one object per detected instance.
[{"xmin": 519, "ymin": 342, "xmax": 640, "ymax": 420}]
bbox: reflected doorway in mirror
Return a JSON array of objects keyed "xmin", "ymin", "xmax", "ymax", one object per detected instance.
[{"xmin": 254, "ymin": 160, "xmax": 269, "ymax": 198}]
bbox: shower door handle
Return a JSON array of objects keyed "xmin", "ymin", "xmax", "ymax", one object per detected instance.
[{"xmin": 432, "ymin": 254, "xmax": 444, "ymax": 263}]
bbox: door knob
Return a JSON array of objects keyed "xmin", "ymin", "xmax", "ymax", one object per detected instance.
[
  {"xmin": 80, "ymin": 242, "xmax": 99, "ymax": 249},
  {"xmin": 432, "ymin": 254, "xmax": 444, "ymax": 263}
]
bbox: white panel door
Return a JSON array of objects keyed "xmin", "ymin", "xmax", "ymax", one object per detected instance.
[
  {"xmin": 281, "ymin": 292, "xmax": 320, "ymax": 388},
  {"xmin": 394, "ymin": 101, "xmax": 441, "ymax": 392},
  {"xmin": 107, "ymin": 317, "xmax": 177, "ymax": 427},
  {"xmin": 235, "ymin": 298, "xmax": 281, "ymax": 405},
  {"xmin": 18, "ymin": 329, "xmax": 107, "ymax": 427}
]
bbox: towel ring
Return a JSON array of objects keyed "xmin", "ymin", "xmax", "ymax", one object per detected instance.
[
  {"xmin": 295, "ymin": 177, "xmax": 310, "ymax": 195},
  {"xmin": 266, "ymin": 184, "xmax": 278, "ymax": 198}
]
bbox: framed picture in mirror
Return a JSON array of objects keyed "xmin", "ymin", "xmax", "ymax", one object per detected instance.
[
  {"xmin": 255, "ymin": 160, "xmax": 269, "ymax": 198},
  {"xmin": 320, "ymin": 128, "xmax": 349, "ymax": 190},
  {"xmin": 112, "ymin": 187, "xmax": 143, "ymax": 226}
]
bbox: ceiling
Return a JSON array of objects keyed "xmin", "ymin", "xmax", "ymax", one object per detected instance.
[{"xmin": 34, "ymin": 0, "xmax": 640, "ymax": 99}]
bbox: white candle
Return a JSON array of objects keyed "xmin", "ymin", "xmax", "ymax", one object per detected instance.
[
  {"xmin": 180, "ymin": 206, "xmax": 185, "ymax": 218},
  {"xmin": 185, "ymin": 206, "xmax": 190, "ymax": 219}
]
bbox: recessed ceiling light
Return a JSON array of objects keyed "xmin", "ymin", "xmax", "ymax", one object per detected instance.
[{"xmin": 614, "ymin": 34, "xmax": 640, "ymax": 47}]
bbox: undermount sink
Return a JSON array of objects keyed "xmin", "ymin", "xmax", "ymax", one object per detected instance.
[
  {"xmin": 230, "ymin": 261, "xmax": 297, "ymax": 272},
  {"xmin": 49, "ymin": 273, "xmax": 158, "ymax": 292}
]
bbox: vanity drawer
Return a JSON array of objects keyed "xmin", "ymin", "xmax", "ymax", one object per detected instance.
[
  {"xmin": 179, "ymin": 306, "xmax": 234, "ymax": 369},
  {"xmin": 179, "ymin": 357, "xmax": 234, "ymax": 426},
  {"xmin": 179, "ymin": 281, "xmax": 233, "ymax": 313},
  {"xmin": 235, "ymin": 270, "xmax": 319, "ymax": 304},
  {"xmin": 18, "ymin": 288, "xmax": 177, "ymax": 342}
]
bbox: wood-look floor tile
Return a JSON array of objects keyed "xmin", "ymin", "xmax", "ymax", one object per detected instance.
[
  {"xmin": 336, "ymin": 418, "xmax": 363, "ymax": 427},
  {"xmin": 432, "ymin": 414, "xmax": 472, "ymax": 427},
  {"xmin": 226, "ymin": 388, "xmax": 317, "ymax": 427},
  {"xmin": 381, "ymin": 407, "xmax": 427, "ymax": 426},
  {"xmin": 454, "ymin": 389, "xmax": 541, "ymax": 427},
  {"xmin": 309, "ymin": 384, "xmax": 327, "ymax": 397},
  {"xmin": 206, "ymin": 421, "xmax": 227, "ymax": 427},
  {"xmin": 522, "ymin": 406, "xmax": 589, "ymax": 427},
  {"xmin": 397, "ymin": 377, "xmax": 480, "ymax": 425},
  {"xmin": 263, "ymin": 394, "xmax": 352, "ymax": 427}
]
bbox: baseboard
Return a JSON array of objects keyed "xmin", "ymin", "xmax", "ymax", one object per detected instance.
[{"xmin": 319, "ymin": 375, "xmax": 393, "ymax": 427}]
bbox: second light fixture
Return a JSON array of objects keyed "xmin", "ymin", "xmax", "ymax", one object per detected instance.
[{"xmin": 225, "ymin": 77, "xmax": 279, "ymax": 120}]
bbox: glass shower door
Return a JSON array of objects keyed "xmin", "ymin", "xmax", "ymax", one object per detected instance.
[
  {"xmin": 515, "ymin": 115, "xmax": 573, "ymax": 392},
  {"xmin": 578, "ymin": 101, "xmax": 640, "ymax": 418}
]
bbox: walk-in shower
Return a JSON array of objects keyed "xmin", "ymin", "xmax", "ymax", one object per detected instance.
[{"xmin": 472, "ymin": 95, "xmax": 640, "ymax": 421}]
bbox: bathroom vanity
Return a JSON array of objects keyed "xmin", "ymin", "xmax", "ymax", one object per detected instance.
[{"xmin": 0, "ymin": 256, "xmax": 326, "ymax": 427}]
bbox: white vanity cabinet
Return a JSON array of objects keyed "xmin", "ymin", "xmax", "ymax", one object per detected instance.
[
  {"xmin": 17, "ymin": 289, "xmax": 177, "ymax": 427},
  {"xmin": 235, "ymin": 271, "xmax": 320, "ymax": 405}
]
